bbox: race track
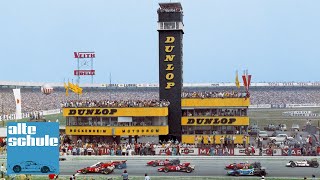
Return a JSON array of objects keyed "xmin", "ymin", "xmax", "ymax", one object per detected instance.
[{"xmin": 58, "ymin": 156, "xmax": 320, "ymax": 178}]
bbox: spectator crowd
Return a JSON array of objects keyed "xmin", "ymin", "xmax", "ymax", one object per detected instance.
[
  {"xmin": 62, "ymin": 99, "xmax": 170, "ymax": 108},
  {"xmin": 0, "ymin": 86, "xmax": 320, "ymax": 114}
]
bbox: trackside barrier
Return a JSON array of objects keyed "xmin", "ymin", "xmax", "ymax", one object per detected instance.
[
  {"xmin": 282, "ymin": 148, "xmax": 302, "ymax": 156},
  {"xmin": 233, "ymin": 148, "xmax": 282, "ymax": 156},
  {"xmin": 155, "ymin": 148, "xmax": 198, "ymax": 156},
  {"xmin": 198, "ymin": 148, "xmax": 234, "ymax": 156},
  {"xmin": 68, "ymin": 147, "xmax": 320, "ymax": 156},
  {"xmin": 99, "ymin": 147, "xmax": 110, "ymax": 155}
]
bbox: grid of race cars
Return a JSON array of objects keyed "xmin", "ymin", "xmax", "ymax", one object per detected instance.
[
  {"xmin": 7, "ymin": 158, "xmax": 319, "ymax": 176},
  {"xmin": 60, "ymin": 158, "xmax": 317, "ymax": 177}
]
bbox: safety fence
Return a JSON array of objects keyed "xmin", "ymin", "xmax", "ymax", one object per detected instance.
[{"xmin": 62, "ymin": 147, "xmax": 320, "ymax": 156}]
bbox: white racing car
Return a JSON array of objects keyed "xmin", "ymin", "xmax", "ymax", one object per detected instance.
[{"xmin": 286, "ymin": 159, "xmax": 319, "ymax": 168}]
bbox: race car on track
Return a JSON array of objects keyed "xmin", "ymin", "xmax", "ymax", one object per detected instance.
[
  {"xmin": 10, "ymin": 161, "xmax": 55, "ymax": 173},
  {"xmin": 225, "ymin": 162, "xmax": 261, "ymax": 170},
  {"xmin": 227, "ymin": 168, "xmax": 267, "ymax": 176},
  {"xmin": 147, "ymin": 159, "xmax": 180, "ymax": 167},
  {"xmin": 100, "ymin": 160, "xmax": 127, "ymax": 169},
  {"xmin": 286, "ymin": 159, "xmax": 319, "ymax": 168},
  {"xmin": 77, "ymin": 162, "xmax": 115, "ymax": 174},
  {"xmin": 158, "ymin": 163, "xmax": 195, "ymax": 173}
]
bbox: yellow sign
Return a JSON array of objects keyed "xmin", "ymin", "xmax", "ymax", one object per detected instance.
[
  {"xmin": 181, "ymin": 117, "xmax": 249, "ymax": 126},
  {"xmin": 66, "ymin": 126, "xmax": 168, "ymax": 136},
  {"xmin": 63, "ymin": 107, "xmax": 168, "ymax": 117},
  {"xmin": 181, "ymin": 98, "xmax": 250, "ymax": 107},
  {"xmin": 182, "ymin": 135, "xmax": 249, "ymax": 144},
  {"xmin": 164, "ymin": 36, "xmax": 175, "ymax": 89}
]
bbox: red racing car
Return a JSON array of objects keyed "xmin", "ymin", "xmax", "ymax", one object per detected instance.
[
  {"xmin": 99, "ymin": 160, "xmax": 127, "ymax": 169},
  {"xmin": 158, "ymin": 162, "xmax": 195, "ymax": 173},
  {"xmin": 77, "ymin": 162, "xmax": 115, "ymax": 174},
  {"xmin": 225, "ymin": 162, "xmax": 261, "ymax": 170},
  {"xmin": 147, "ymin": 159, "xmax": 180, "ymax": 167}
]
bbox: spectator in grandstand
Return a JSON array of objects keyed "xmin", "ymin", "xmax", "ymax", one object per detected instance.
[{"xmin": 2, "ymin": 86, "xmax": 320, "ymax": 114}]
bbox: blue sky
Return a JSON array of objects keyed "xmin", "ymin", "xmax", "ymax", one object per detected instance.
[{"xmin": 0, "ymin": 0, "xmax": 319, "ymax": 84}]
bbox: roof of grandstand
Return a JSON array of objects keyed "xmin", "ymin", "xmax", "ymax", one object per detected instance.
[{"xmin": 1, "ymin": 81, "xmax": 320, "ymax": 88}]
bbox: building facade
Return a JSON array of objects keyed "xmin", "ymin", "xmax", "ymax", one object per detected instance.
[
  {"xmin": 181, "ymin": 98, "xmax": 250, "ymax": 144},
  {"xmin": 63, "ymin": 107, "xmax": 169, "ymax": 143}
]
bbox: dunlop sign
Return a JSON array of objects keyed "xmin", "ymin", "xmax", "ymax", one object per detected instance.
[
  {"xmin": 181, "ymin": 117, "xmax": 249, "ymax": 126},
  {"xmin": 187, "ymin": 118, "xmax": 236, "ymax": 125},
  {"xmin": 66, "ymin": 108, "xmax": 117, "ymax": 116},
  {"xmin": 63, "ymin": 107, "xmax": 168, "ymax": 117},
  {"xmin": 164, "ymin": 36, "xmax": 175, "ymax": 89}
]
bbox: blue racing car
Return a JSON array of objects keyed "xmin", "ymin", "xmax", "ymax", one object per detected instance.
[{"xmin": 227, "ymin": 168, "xmax": 267, "ymax": 177}]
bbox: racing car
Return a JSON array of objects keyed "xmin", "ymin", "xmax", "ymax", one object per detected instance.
[
  {"xmin": 286, "ymin": 159, "xmax": 319, "ymax": 168},
  {"xmin": 158, "ymin": 163, "xmax": 195, "ymax": 173},
  {"xmin": 77, "ymin": 162, "xmax": 115, "ymax": 174},
  {"xmin": 227, "ymin": 168, "xmax": 267, "ymax": 176},
  {"xmin": 10, "ymin": 161, "xmax": 55, "ymax": 173},
  {"xmin": 100, "ymin": 160, "xmax": 127, "ymax": 169},
  {"xmin": 147, "ymin": 159, "xmax": 180, "ymax": 167},
  {"xmin": 225, "ymin": 162, "xmax": 261, "ymax": 170}
]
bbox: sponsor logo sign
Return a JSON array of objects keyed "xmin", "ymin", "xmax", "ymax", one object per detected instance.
[
  {"xmin": 181, "ymin": 117, "xmax": 249, "ymax": 126},
  {"xmin": 66, "ymin": 126, "xmax": 168, "ymax": 136},
  {"xmin": 186, "ymin": 118, "xmax": 236, "ymax": 125},
  {"xmin": 65, "ymin": 108, "xmax": 117, "ymax": 116},
  {"xmin": 7, "ymin": 122, "xmax": 59, "ymax": 175},
  {"xmin": 163, "ymin": 36, "xmax": 175, "ymax": 89},
  {"xmin": 282, "ymin": 148, "xmax": 302, "ymax": 156},
  {"xmin": 74, "ymin": 52, "xmax": 95, "ymax": 58},
  {"xmin": 63, "ymin": 107, "xmax": 168, "ymax": 117},
  {"xmin": 74, "ymin": 70, "xmax": 95, "ymax": 76},
  {"xmin": 198, "ymin": 148, "xmax": 234, "ymax": 156},
  {"xmin": 233, "ymin": 148, "xmax": 282, "ymax": 156}
]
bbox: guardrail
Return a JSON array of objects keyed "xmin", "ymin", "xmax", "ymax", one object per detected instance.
[{"xmin": 58, "ymin": 147, "xmax": 320, "ymax": 156}]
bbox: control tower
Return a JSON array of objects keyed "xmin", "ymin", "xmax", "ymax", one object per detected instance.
[{"xmin": 158, "ymin": 2, "xmax": 184, "ymax": 141}]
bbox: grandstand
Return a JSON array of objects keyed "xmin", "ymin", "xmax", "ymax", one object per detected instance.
[{"xmin": 1, "ymin": 81, "xmax": 320, "ymax": 116}]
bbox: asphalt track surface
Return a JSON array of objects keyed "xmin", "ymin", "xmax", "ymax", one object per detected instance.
[{"xmin": 58, "ymin": 156, "xmax": 320, "ymax": 178}]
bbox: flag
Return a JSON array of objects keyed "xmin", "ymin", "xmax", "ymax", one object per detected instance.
[
  {"xmin": 74, "ymin": 84, "xmax": 83, "ymax": 95},
  {"xmin": 67, "ymin": 82, "xmax": 83, "ymax": 95},
  {"xmin": 242, "ymin": 74, "xmax": 247, "ymax": 90},
  {"xmin": 68, "ymin": 82, "xmax": 75, "ymax": 92},
  {"xmin": 13, "ymin": 89, "xmax": 22, "ymax": 120},
  {"xmin": 235, "ymin": 71, "xmax": 240, "ymax": 89},
  {"xmin": 64, "ymin": 82, "xmax": 69, "ymax": 96},
  {"xmin": 248, "ymin": 75, "xmax": 252, "ymax": 90}
]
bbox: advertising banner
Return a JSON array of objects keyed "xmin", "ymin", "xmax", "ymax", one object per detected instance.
[
  {"xmin": 66, "ymin": 126, "xmax": 168, "ymax": 136},
  {"xmin": 282, "ymin": 148, "xmax": 302, "ymax": 156},
  {"xmin": 155, "ymin": 147, "xmax": 198, "ymax": 155},
  {"xmin": 74, "ymin": 70, "xmax": 95, "ymax": 76},
  {"xmin": 233, "ymin": 148, "xmax": 282, "ymax": 156},
  {"xmin": 63, "ymin": 107, "xmax": 168, "ymax": 117},
  {"xmin": 155, "ymin": 148, "xmax": 171, "ymax": 155},
  {"xmin": 74, "ymin": 52, "xmax": 95, "ymax": 58},
  {"xmin": 181, "ymin": 117, "xmax": 249, "ymax": 126},
  {"xmin": 7, "ymin": 122, "xmax": 59, "ymax": 175},
  {"xmin": 198, "ymin": 148, "xmax": 234, "ymax": 156},
  {"xmin": 180, "ymin": 148, "xmax": 198, "ymax": 156}
]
